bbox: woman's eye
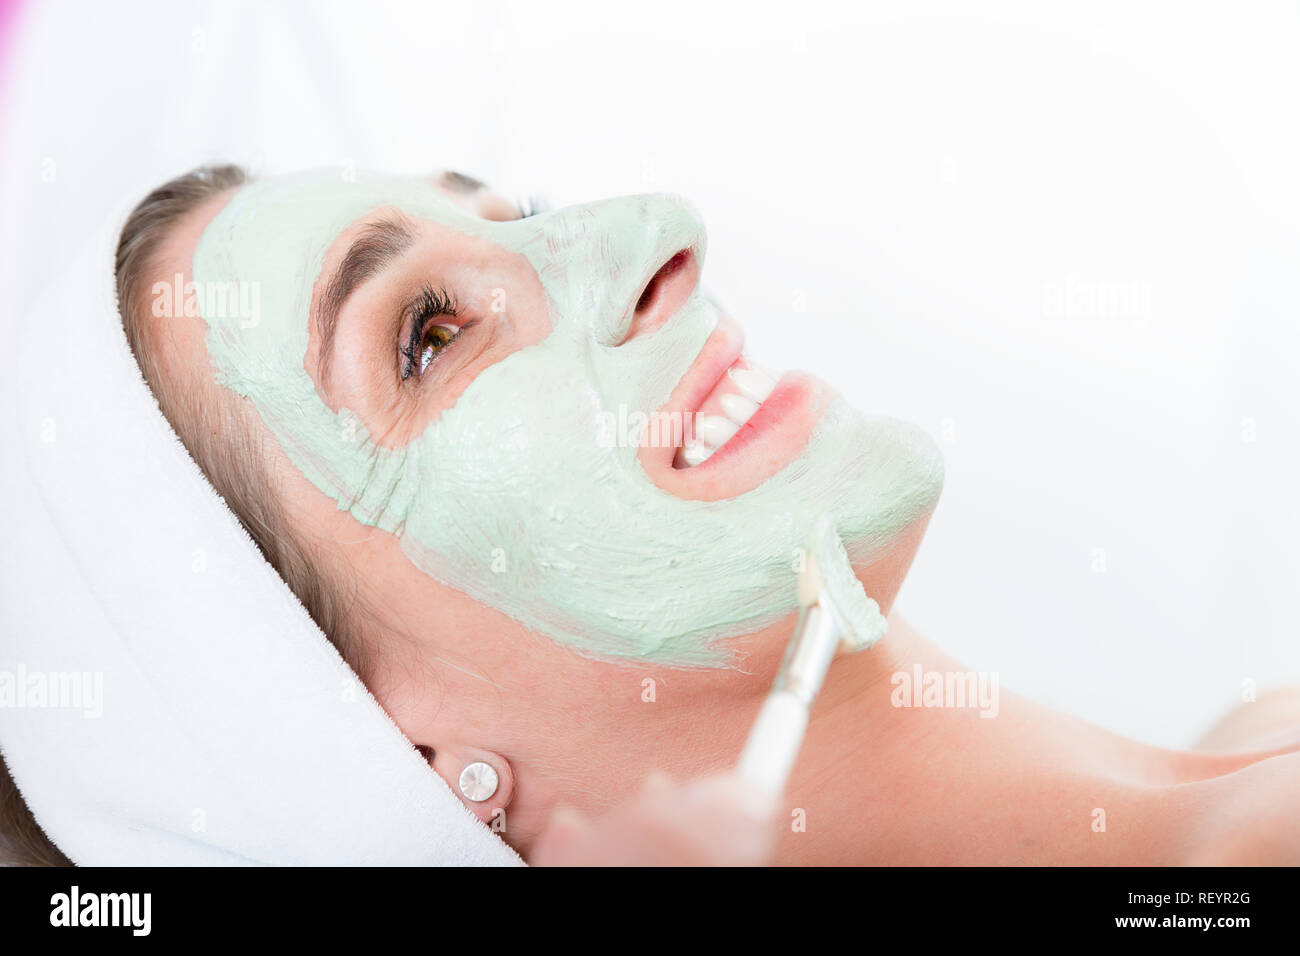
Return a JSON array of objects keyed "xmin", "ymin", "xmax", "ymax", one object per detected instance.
[
  {"xmin": 516, "ymin": 194, "xmax": 549, "ymax": 219},
  {"xmin": 399, "ymin": 284, "xmax": 464, "ymax": 382},
  {"xmin": 417, "ymin": 323, "xmax": 460, "ymax": 374}
]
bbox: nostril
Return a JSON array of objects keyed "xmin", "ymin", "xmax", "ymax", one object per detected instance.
[
  {"xmin": 637, "ymin": 250, "xmax": 689, "ymax": 313},
  {"xmin": 623, "ymin": 249, "xmax": 697, "ymax": 344}
]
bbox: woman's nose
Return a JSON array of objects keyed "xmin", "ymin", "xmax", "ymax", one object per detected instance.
[
  {"xmin": 621, "ymin": 246, "xmax": 701, "ymax": 344},
  {"xmin": 556, "ymin": 194, "xmax": 706, "ymax": 346}
]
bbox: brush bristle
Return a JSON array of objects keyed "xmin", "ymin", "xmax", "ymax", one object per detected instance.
[
  {"xmin": 802, "ymin": 514, "xmax": 888, "ymax": 652},
  {"xmin": 796, "ymin": 549, "xmax": 822, "ymax": 608}
]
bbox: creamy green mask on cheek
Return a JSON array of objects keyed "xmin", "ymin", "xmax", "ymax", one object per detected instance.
[{"xmin": 193, "ymin": 170, "xmax": 943, "ymax": 667}]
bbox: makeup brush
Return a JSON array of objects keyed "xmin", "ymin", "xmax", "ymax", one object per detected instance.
[{"xmin": 735, "ymin": 515, "xmax": 886, "ymax": 804}]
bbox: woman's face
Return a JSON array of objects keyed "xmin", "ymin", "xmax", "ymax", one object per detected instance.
[{"xmin": 186, "ymin": 169, "xmax": 944, "ymax": 670}]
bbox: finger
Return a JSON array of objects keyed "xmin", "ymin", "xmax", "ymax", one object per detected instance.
[
  {"xmin": 531, "ymin": 805, "xmax": 591, "ymax": 866},
  {"xmin": 642, "ymin": 770, "xmax": 673, "ymax": 794}
]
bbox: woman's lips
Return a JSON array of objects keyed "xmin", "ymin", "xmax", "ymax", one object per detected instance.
[
  {"xmin": 639, "ymin": 315, "xmax": 826, "ymax": 501},
  {"xmin": 674, "ymin": 360, "xmax": 780, "ymax": 468}
]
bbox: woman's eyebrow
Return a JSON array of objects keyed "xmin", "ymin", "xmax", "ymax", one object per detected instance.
[
  {"xmin": 439, "ymin": 169, "xmax": 485, "ymax": 194},
  {"xmin": 314, "ymin": 211, "xmax": 418, "ymax": 386}
]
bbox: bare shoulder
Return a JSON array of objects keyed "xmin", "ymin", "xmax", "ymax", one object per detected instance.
[
  {"xmin": 1186, "ymin": 749, "xmax": 1300, "ymax": 864},
  {"xmin": 1180, "ymin": 686, "xmax": 1300, "ymax": 864},
  {"xmin": 1194, "ymin": 685, "xmax": 1300, "ymax": 755}
]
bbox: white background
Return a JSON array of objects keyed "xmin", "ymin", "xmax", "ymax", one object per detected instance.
[{"xmin": 3, "ymin": 0, "xmax": 1296, "ymax": 747}]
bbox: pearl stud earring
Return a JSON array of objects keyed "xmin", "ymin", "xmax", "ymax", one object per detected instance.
[{"xmin": 458, "ymin": 761, "xmax": 500, "ymax": 802}]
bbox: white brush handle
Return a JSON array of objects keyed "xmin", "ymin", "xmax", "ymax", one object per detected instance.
[
  {"xmin": 736, "ymin": 690, "xmax": 810, "ymax": 799},
  {"xmin": 735, "ymin": 601, "xmax": 842, "ymax": 802}
]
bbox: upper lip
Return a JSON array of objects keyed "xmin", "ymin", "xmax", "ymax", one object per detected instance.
[{"xmin": 648, "ymin": 315, "xmax": 746, "ymax": 463}]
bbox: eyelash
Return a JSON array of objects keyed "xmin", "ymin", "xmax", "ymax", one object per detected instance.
[
  {"xmin": 399, "ymin": 284, "xmax": 463, "ymax": 381},
  {"xmin": 396, "ymin": 198, "xmax": 546, "ymax": 382},
  {"xmin": 516, "ymin": 194, "xmax": 549, "ymax": 218}
]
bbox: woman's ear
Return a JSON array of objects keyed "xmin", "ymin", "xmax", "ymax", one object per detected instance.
[
  {"xmin": 422, "ymin": 744, "xmax": 515, "ymax": 826},
  {"xmin": 376, "ymin": 653, "xmax": 515, "ymax": 826}
]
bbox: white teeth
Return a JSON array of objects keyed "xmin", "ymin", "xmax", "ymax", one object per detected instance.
[
  {"xmin": 728, "ymin": 367, "xmax": 776, "ymax": 404},
  {"xmin": 675, "ymin": 360, "xmax": 782, "ymax": 468},
  {"xmin": 680, "ymin": 440, "xmax": 712, "ymax": 467},
  {"xmin": 697, "ymin": 414, "xmax": 740, "ymax": 449},
  {"xmin": 720, "ymin": 392, "xmax": 760, "ymax": 426}
]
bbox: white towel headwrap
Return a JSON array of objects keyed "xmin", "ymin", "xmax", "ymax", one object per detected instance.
[{"xmin": 0, "ymin": 204, "xmax": 524, "ymax": 866}]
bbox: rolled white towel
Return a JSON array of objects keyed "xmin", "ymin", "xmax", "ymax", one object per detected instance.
[{"xmin": 0, "ymin": 202, "xmax": 523, "ymax": 866}]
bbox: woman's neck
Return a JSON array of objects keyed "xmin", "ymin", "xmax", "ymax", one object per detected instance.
[{"xmin": 771, "ymin": 612, "xmax": 1246, "ymax": 864}]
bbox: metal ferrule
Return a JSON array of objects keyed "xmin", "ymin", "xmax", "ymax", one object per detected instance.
[{"xmin": 771, "ymin": 593, "xmax": 845, "ymax": 707}]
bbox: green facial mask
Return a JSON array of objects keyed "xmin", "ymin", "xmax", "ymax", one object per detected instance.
[{"xmin": 193, "ymin": 170, "xmax": 943, "ymax": 667}]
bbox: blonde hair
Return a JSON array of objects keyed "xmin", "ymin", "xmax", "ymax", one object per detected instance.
[{"xmin": 0, "ymin": 164, "xmax": 374, "ymax": 865}]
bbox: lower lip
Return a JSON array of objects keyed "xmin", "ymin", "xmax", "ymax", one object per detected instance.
[{"xmin": 681, "ymin": 371, "xmax": 815, "ymax": 472}]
